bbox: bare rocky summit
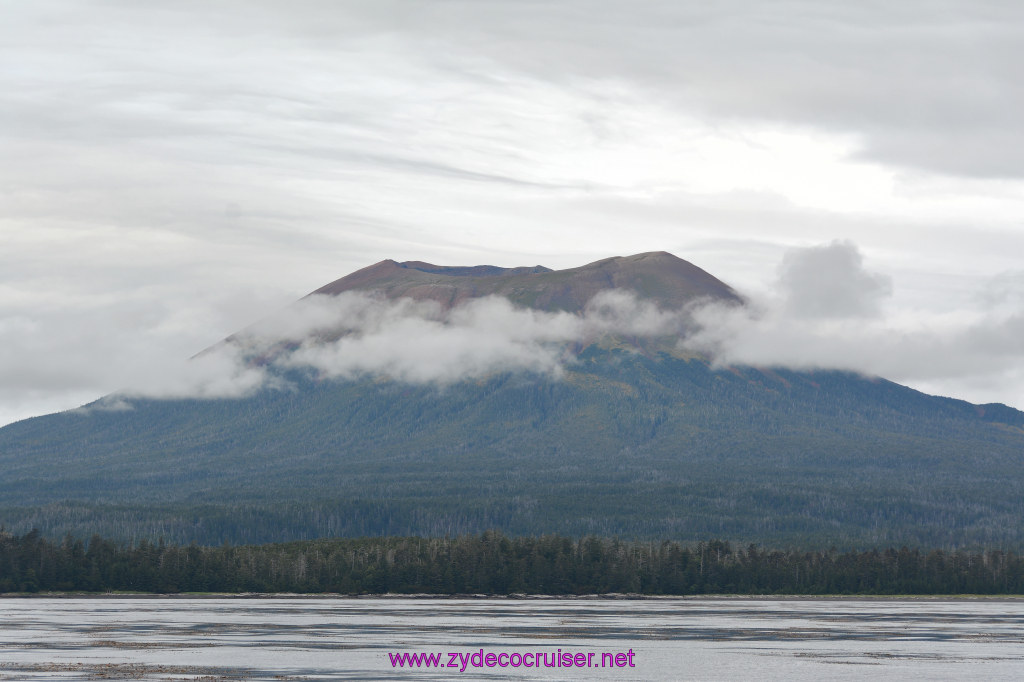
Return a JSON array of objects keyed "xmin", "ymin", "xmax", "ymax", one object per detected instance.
[{"xmin": 311, "ymin": 251, "xmax": 742, "ymax": 312}]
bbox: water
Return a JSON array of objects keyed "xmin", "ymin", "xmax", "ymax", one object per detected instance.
[{"xmin": 1, "ymin": 596, "xmax": 1023, "ymax": 680}]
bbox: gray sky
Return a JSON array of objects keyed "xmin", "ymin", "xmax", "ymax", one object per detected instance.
[{"xmin": 3, "ymin": 0, "xmax": 1024, "ymax": 425}]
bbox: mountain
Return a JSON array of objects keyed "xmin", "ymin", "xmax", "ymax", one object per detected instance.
[
  {"xmin": 2, "ymin": 252, "xmax": 1023, "ymax": 548},
  {"xmin": 309, "ymin": 251, "xmax": 742, "ymax": 312}
]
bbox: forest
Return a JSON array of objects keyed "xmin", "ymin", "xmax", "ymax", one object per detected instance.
[
  {"xmin": 2, "ymin": 529, "xmax": 1022, "ymax": 595},
  {"xmin": 3, "ymin": 355, "xmax": 1024, "ymax": 549}
]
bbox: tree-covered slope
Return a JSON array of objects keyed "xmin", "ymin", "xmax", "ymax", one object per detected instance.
[{"xmin": 2, "ymin": 350, "xmax": 1023, "ymax": 548}]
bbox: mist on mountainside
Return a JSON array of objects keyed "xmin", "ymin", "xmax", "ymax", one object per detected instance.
[{"xmin": 96, "ymin": 246, "xmax": 1024, "ymax": 413}]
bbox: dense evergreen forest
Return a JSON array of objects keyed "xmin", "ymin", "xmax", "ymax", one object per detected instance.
[
  {"xmin": 4, "ymin": 356, "xmax": 1024, "ymax": 548},
  {"xmin": 2, "ymin": 529, "xmax": 1022, "ymax": 595}
]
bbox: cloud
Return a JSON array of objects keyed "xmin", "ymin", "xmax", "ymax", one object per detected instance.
[
  {"xmin": 976, "ymin": 270, "xmax": 1024, "ymax": 311},
  {"xmin": 119, "ymin": 347, "xmax": 273, "ymax": 401},
  {"xmin": 259, "ymin": 290, "xmax": 687, "ymax": 384},
  {"xmin": 108, "ymin": 289, "xmax": 689, "ymax": 397},
  {"xmin": 777, "ymin": 240, "xmax": 892, "ymax": 318},
  {"xmin": 40, "ymin": 241, "xmax": 1019, "ymax": 412},
  {"xmin": 280, "ymin": 297, "xmax": 573, "ymax": 384},
  {"xmin": 11, "ymin": 240, "xmax": 1018, "ymax": 414},
  {"xmin": 232, "ymin": 0, "xmax": 1024, "ymax": 180},
  {"xmin": 683, "ymin": 243, "xmax": 1024, "ymax": 403}
]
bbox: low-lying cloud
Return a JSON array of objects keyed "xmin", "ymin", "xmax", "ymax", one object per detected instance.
[
  {"xmin": 776, "ymin": 241, "xmax": 892, "ymax": 319},
  {"xmin": 117, "ymin": 289, "xmax": 692, "ymax": 399},
  {"xmin": 109, "ymin": 241, "xmax": 1024, "ymax": 410},
  {"xmin": 685, "ymin": 242, "xmax": 1024, "ymax": 403}
]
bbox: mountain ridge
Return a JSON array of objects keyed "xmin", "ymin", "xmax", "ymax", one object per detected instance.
[{"xmin": 310, "ymin": 251, "xmax": 743, "ymax": 313}]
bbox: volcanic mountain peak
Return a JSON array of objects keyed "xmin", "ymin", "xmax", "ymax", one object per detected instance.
[
  {"xmin": 311, "ymin": 251, "xmax": 741, "ymax": 313},
  {"xmin": 395, "ymin": 261, "xmax": 553, "ymax": 278},
  {"xmin": 6, "ymin": 253, "xmax": 1024, "ymax": 548}
]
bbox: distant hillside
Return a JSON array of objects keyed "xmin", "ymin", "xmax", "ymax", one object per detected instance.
[{"xmin": 2, "ymin": 253, "xmax": 1023, "ymax": 548}]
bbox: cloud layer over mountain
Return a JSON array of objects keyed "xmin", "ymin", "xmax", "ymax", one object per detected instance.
[
  {"xmin": 95, "ymin": 242, "xmax": 1024, "ymax": 409},
  {"xmin": 116, "ymin": 289, "xmax": 690, "ymax": 399}
]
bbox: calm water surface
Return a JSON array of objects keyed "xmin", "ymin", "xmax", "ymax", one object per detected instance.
[{"xmin": 1, "ymin": 596, "xmax": 1023, "ymax": 680}]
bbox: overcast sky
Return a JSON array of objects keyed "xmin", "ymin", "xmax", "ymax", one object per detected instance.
[{"xmin": 3, "ymin": 0, "xmax": 1024, "ymax": 425}]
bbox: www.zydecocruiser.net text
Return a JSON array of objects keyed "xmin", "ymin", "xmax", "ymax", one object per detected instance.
[{"xmin": 388, "ymin": 648, "xmax": 637, "ymax": 672}]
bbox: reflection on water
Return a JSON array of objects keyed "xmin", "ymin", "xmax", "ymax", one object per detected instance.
[{"xmin": 1, "ymin": 596, "xmax": 1023, "ymax": 680}]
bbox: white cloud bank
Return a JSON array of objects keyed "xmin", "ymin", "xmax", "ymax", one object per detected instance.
[
  {"xmin": 115, "ymin": 289, "xmax": 693, "ymax": 400},
  {"xmin": 106, "ymin": 241, "xmax": 1024, "ymax": 411},
  {"xmin": 686, "ymin": 242, "xmax": 1024, "ymax": 402}
]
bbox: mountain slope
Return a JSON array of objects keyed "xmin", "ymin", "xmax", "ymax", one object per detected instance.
[{"xmin": 1, "ymin": 252, "xmax": 1022, "ymax": 547}]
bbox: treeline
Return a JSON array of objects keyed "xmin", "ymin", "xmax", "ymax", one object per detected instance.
[
  {"xmin": 9, "ymin": 496, "xmax": 1020, "ymax": 550},
  {"xmin": 2, "ymin": 529, "xmax": 1023, "ymax": 594}
]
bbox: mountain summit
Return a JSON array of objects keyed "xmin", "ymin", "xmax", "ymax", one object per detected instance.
[{"xmin": 311, "ymin": 251, "xmax": 742, "ymax": 312}]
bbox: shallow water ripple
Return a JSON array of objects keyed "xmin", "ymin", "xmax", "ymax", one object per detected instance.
[{"xmin": 1, "ymin": 596, "xmax": 1023, "ymax": 680}]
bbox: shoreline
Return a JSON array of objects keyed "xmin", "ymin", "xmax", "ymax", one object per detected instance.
[{"xmin": 4, "ymin": 591, "xmax": 1024, "ymax": 600}]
